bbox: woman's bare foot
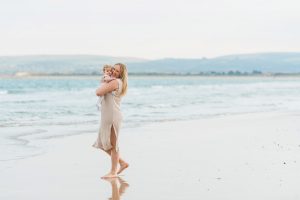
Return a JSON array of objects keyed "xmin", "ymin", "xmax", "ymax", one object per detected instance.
[
  {"xmin": 117, "ymin": 162, "xmax": 129, "ymax": 174},
  {"xmin": 102, "ymin": 177, "xmax": 118, "ymax": 183},
  {"xmin": 101, "ymin": 172, "xmax": 118, "ymax": 179}
]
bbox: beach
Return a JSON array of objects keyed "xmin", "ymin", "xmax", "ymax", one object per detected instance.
[
  {"xmin": 1, "ymin": 111, "xmax": 300, "ymax": 200},
  {"xmin": 1, "ymin": 0, "xmax": 300, "ymax": 197}
]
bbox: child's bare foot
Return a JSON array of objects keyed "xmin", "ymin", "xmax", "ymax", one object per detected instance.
[
  {"xmin": 101, "ymin": 172, "xmax": 118, "ymax": 179},
  {"xmin": 117, "ymin": 162, "xmax": 129, "ymax": 174}
]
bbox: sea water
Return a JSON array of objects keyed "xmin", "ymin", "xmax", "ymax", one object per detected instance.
[{"xmin": 1, "ymin": 75, "xmax": 300, "ymax": 165}]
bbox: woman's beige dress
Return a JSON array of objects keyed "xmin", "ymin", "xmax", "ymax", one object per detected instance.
[{"xmin": 92, "ymin": 79, "xmax": 123, "ymax": 152}]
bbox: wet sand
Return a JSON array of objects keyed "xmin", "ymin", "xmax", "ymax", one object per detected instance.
[{"xmin": 1, "ymin": 111, "xmax": 300, "ymax": 200}]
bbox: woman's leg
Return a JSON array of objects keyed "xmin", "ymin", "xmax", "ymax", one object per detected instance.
[
  {"xmin": 103, "ymin": 149, "xmax": 127, "ymax": 166},
  {"xmin": 110, "ymin": 127, "xmax": 119, "ymax": 175},
  {"xmin": 102, "ymin": 126, "xmax": 120, "ymax": 178},
  {"xmin": 103, "ymin": 149, "xmax": 129, "ymax": 175}
]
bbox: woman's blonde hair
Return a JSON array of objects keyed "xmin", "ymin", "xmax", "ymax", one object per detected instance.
[{"xmin": 114, "ymin": 63, "xmax": 128, "ymax": 96}]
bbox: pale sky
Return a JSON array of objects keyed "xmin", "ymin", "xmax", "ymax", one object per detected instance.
[{"xmin": 1, "ymin": 0, "xmax": 300, "ymax": 59}]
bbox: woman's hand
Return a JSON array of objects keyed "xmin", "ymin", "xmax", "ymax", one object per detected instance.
[{"xmin": 96, "ymin": 79, "xmax": 118, "ymax": 96}]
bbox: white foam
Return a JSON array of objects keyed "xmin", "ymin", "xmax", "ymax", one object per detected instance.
[{"xmin": 0, "ymin": 90, "xmax": 8, "ymax": 95}]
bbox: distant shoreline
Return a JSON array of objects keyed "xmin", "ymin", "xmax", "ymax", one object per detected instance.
[
  {"xmin": 1, "ymin": 53, "xmax": 300, "ymax": 76},
  {"xmin": 1, "ymin": 72, "xmax": 300, "ymax": 79}
]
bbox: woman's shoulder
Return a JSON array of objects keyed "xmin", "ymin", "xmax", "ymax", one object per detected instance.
[
  {"xmin": 117, "ymin": 78, "xmax": 123, "ymax": 88},
  {"xmin": 111, "ymin": 78, "xmax": 121, "ymax": 86},
  {"xmin": 112, "ymin": 78, "xmax": 122, "ymax": 95}
]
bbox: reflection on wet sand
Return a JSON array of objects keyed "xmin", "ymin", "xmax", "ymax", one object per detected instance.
[{"xmin": 103, "ymin": 177, "xmax": 129, "ymax": 200}]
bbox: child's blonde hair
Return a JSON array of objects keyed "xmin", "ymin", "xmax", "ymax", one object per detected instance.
[{"xmin": 102, "ymin": 64, "xmax": 112, "ymax": 73}]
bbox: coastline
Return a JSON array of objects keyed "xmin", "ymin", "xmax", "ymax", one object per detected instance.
[
  {"xmin": 1, "ymin": 74, "xmax": 300, "ymax": 82},
  {"xmin": 1, "ymin": 111, "xmax": 300, "ymax": 199}
]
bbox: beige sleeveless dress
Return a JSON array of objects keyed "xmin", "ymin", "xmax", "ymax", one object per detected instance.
[{"xmin": 92, "ymin": 79, "xmax": 123, "ymax": 152}]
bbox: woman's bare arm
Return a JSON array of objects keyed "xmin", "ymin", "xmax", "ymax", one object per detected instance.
[{"xmin": 96, "ymin": 79, "xmax": 118, "ymax": 96}]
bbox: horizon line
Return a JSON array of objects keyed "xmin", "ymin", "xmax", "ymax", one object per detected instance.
[{"xmin": 0, "ymin": 51, "xmax": 299, "ymax": 60}]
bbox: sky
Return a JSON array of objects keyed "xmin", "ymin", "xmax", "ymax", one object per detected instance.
[{"xmin": 1, "ymin": 0, "xmax": 300, "ymax": 59}]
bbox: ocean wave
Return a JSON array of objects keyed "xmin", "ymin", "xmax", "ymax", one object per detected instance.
[
  {"xmin": 0, "ymin": 90, "xmax": 8, "ymax": 95},
  {"xmin": 6, "ymin": 100, "xmax": 47, "ymax": 104},
  {"xmin": 148, "ymin": 104, "xmax": 170, "ymax": 108}
]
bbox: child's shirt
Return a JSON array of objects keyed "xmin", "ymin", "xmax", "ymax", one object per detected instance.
[{"xmin": 96, "ymin": 74, "xmax": 116, "ymax": 110}]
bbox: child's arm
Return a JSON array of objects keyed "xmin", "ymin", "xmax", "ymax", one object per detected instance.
[
  {"xmin": 103, "ymin": 76, "xmax": 116, "ymax": 83},
  {"xmin": 101, "ymin": 74, "xmax": 110, "ymax": 83},
  {"xmin": 100, "ymin": 76, "xmax": 105, "ymax": 83}
]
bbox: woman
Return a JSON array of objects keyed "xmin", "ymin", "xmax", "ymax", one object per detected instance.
[{"xmin": 92, "ymin": 63, "xmax": 129, "ymax": 178}]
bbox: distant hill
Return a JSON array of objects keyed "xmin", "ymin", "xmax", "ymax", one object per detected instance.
[
  {"xmin": 127, "ymin": 52, "xmax": 300, "ymax": 74},
  {"xmin": 0, "ymin": 55, "xmax": 147, "ymax": 75},
  {"xmin": 0, "ymin": 53, "xmax": 300, "ymax": 75}
]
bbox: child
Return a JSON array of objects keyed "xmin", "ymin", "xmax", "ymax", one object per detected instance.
[{"xmin": 96, "ymin": 65, "xmax": 116, "ymax": 110}]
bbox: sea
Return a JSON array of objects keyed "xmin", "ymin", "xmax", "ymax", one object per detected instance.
[{"xmin": 1, "ymin": 75, "xmax": 300, "ymax": 167}]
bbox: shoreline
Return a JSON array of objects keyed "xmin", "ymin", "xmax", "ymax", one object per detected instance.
[
  {"xmin": 1, "ymin": 111, "xmax": 300, "ymax": 199},
  {"xmin": 1, "ymin": 110, "xmax": 297, "ymax": 163},
  {"xmin": 2, "ymin": 74, "xmax": 300, "ymax": 79}
]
